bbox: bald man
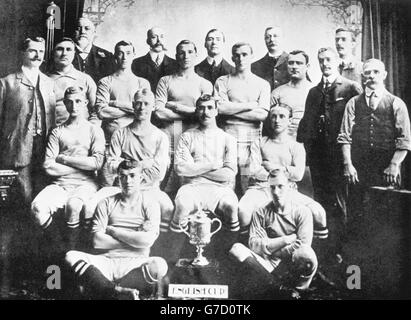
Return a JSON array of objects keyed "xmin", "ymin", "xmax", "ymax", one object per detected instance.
[
  {"xmin": 338, "ymin": 58, "xmax": 411, "ymax": 217},
  {"xmin": 131, "ymin": 27, "xmax": 178, "ymax": 92},
  {"xmin": 72, "ymin": 17, "xmax": 115, "ymax": 83},
  {"xmin": 252, "ymin": 26, "xmax": 290, "ymax": 90}
]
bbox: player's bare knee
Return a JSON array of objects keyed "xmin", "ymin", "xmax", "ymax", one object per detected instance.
[
  {"xmin": 65, "ymin": 197, "xmax": 84, "ymax": 222},
  {"xmin": 292, "ymin": 245, "xmax": 318, "ymax": 275},
  {"xmin": 65, "ymin": 250, "xmax": 85, "ymax": 267},
  {"xmin": 146, "ymin": 257, "xmax": 168, "ymax": 280},
  {"xmin": 218, "ymin": 196, "xmax": 238, "ymax": 221},
  {"xmin": 31, "ymin": 201, "xmax": 51, "ymax": 227},
  {"xmin": 229, "ymin": 242, "xmax": 252, "ymax": 262},
  {"xmin": 238, "ymin": 203, "xmax": 253, "ymax": 227}
]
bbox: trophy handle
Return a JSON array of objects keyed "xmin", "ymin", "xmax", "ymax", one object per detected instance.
[
  {"xmin": 209, "ymin": 218, "xmax": 222, "ymax": 238},
  {"xmin": 179, "ymin": 220, "xmax": 191, "ymax": 238}
]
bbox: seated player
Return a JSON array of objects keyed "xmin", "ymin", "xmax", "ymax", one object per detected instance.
[
  {"xmin": 88, "ymin": 89, "xmax": 173, "ymax": 249},
  {"xmin": 229, "ymin": 168, "xmax": 318, "ymax": 299},
  {"xmin": 238, "ymin": 104, "xmax": 328, "ymax": 243},
  {"xmin": 168, "ymin": 94, "xmax": 240, "ymax": 261},
  {"xmin": 65, "ymin": 160, "xmax": 168, "ymax": 300},
  {"xmin": 31, "ymin": 86, "xmax": 105, "ymax": 251}
]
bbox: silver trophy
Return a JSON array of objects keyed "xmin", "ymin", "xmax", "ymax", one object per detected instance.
[{"xmin": 179, "ymin": 208, "xmax": 222, "ymax": 266}]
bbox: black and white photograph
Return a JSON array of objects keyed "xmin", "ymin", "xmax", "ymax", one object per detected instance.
[{"xmin": 0, "ymin": 0, "xmax": 410, "ymax": 304}]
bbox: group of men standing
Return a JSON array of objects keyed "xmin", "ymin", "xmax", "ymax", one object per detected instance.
[{"xmin": 0, "ymin": 17, "xmax": 410, "ymax": 300}]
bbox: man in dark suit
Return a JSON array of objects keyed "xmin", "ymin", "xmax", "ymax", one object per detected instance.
[
  {"xmin": 251, "ymin": 26, "xmax": 289, "ymax": 90},
  {"xmin": 0, "ymin": 37, "xmax": 56, "ymax": 205},
  {"xmin": 195, "ymin": 29, "xmax": 235, "ymax": 85},
  {"xmin": 72, "ymin": 17, "xmax": 115, "ymax": 83},
  {"xmin": 297, "ymin": 47, "xmax": 362, "ymax": 259},
  {"xmin": 131, "ymin": 27, "xmax": 178, "ymax": 93}
]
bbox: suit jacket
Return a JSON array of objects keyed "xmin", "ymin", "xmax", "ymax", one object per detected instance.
[
  {"xmin": 195, "ymin": 58, "xmax": 235, "ymax": 85},
  {"xmin": 0, "ymin": 71, "xmax": 56, "ymax": 168},
  {"xmin": 251, "ymin": 52, "xmax": 290, "ymax": 90},
  {"xmin": 297, "ymin": 75, "xmax": 362, "ymax": 164},
  {"xmin": 131, "ymin": 53, "xmax": 178, "ymax": 92},
  {"xmin": 73, "ymin": 45, "xmax": 115, "ymax": 84}
]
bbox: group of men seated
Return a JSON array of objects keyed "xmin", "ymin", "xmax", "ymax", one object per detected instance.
[{"xmin": 0, "ymin": 16, "xmax": 410, "ymax": 300}]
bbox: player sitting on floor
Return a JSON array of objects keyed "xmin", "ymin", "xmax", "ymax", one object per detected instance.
[{"xmin": 65, "ymin": 160, "xmax": 168, "ymax": 300}]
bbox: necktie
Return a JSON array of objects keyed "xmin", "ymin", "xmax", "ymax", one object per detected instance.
[
  {"xmin": 324, "ymin": 79, "xmax": 331, "ymax": 92},
  {"xmin": 155, "ymin": 55, "xmax": 161, "ymax": 67},
  {"xmin": 369, "ymin": 91, "xmax": 378, "ymax": 110}
]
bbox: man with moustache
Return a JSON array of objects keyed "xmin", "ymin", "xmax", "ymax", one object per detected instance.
[
  {"xmin": 195, "ymin": 29, "xmax": 235, "ymax": 85},
  {"xmin": 155, "ymin": 40, "xmax": 213, "ymax": 196},
  {"xmin": 252, "ymin": 26, "xmax": 289, "ymax": 90},
  {"xmin": 270, "ymin": 50, "xmax": 312, "ymax": 139},
  {"xmin": 0, "ymin": 37, "xmax": 56, "ymax": 205},
  {"xmin": 48, "ymin": 38, "xmax": 97, "ymax": 126},
  {"xmin": 338, "ymin": 58, "xmax": 411, "ymax": 217},
  {"xmin": 167, "ymin": 94, "xmax": 239, "ymax": 261},
  {"xmin": 214, "ymin": 42, "xmax": 270, "ymax": 196},
  {"xmin": 72, "ymin": 16, "xmax": 115, "ymax": 83},
  {"xmin": 297, "ymin": 47, "xmax": 362, "ymax": 259},
  {"xmin": 335, "ymin": 28, "xmax": 363, "ymax": 84},
  {"xmin": 132, "ymin": 27, "xmax": 178, "ymax": 92},
  {"xmin": 96, "ymin": 40, "xmax": 151, "ymax": 144}
]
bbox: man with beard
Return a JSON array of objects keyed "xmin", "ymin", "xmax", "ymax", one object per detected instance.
[
  {"xmin": 47, "ymin": 38, "xmax": 97, "ymax": 126},
  {"xmin": 335, "ymin": 28, "xmax": 363, "ymax": 84},
  {"xmin": 72, "ymin": 17, "xmax": 115, "ymax": 83},
  {"xmin": 131, "ymin": 27, "xmax": 178, "ymax": 92},
  {"xmin": 252, "ymin": 26, "xmax": 289, "ymax": 90},
  {"xmin": 0, "ymin": 37, "xmax": 56, "ymax": 205},
  {"xmin": 195, "ymin": 29, "xmax": 235, "ymax": 85}
]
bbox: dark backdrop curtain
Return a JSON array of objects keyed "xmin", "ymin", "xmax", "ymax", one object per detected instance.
[{"xmin": 362, "ymin": 0, "xmax": 411, "ymax": 189}]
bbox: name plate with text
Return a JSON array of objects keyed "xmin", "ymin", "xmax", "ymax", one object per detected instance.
[{"xmin": 168, "ymin": 284, "xmax": 228, "ymax": 299}]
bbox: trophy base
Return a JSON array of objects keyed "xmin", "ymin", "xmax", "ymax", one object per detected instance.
[{"xmin": 176, "ymin": 258, "xmax": 219, "ymax": 269}]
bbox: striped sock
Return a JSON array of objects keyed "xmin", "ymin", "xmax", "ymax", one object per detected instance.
[
  {"xmin": 67, "ymin": 220, "xmax": 81, "ymax": 229},
  {"xmin": 160, "ymin": 218, "xmax": 171, "ymax": 234},
  {"xmin": 314, "ymin": 226, "xmax": 329, "ymax": 239},
  {"xmin": 41, "ymin": 215, "xmax": 53, "ymax": 230},
  {"xmin": 170, "ymin": 219, "xmax": 187, "ymax": 233},
  {"xmin": 228, "ymin": 220, "xmax": 240, "ymax": 232}
]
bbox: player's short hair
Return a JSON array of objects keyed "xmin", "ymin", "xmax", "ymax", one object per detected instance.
[
  {"xmin": 114, "ymin": 40, "xmax": 135, "ymax": 54},
  {"xmin": 64, "ymin": 85, "xmax": 86, "ymax": 99},
  {"xmin": 268, "ymin": 168, "xmax": 290, "ymax": 181},
  {"xmin": 232, "ymin": 42, "xmax": 253, "ymax": 56},
  {"xmin": 269, "ymin": 103, "xmax": 293, "ymax": 119},
  {"xmin": 176, "ymin": 40, "xmax": 197, "ymax": 54},
  {"xmin": 289, "ymin": 50, "xmax": 309, "ymax": 64},
  {"xmin": 317, "ymin": 47, "xmax": 338, "ymax": 58},
  {"xmin": 54, "ymin": 37, "xmax": 75, "ymax": 50},
  {"xmin": 134, "ymin": 88, "xmax": 155, "ymax": 103},
  {"xmin": 196, "ymin": 94, "xmax": 217, "ymax": 109},
  {"xmin": 335, "ymin": 27, "xmax": 356, "ymax": 42},
  {"xmin": 19, "ymin": 37, "xmax": 45, "ymax": 51},
  {"xmin": 117, "ymin": 160, "xmax": 142, "ymax": 172},
  {"xmin": 205, "ymin": 29, "xmax": 225, "ymax": 42}
]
